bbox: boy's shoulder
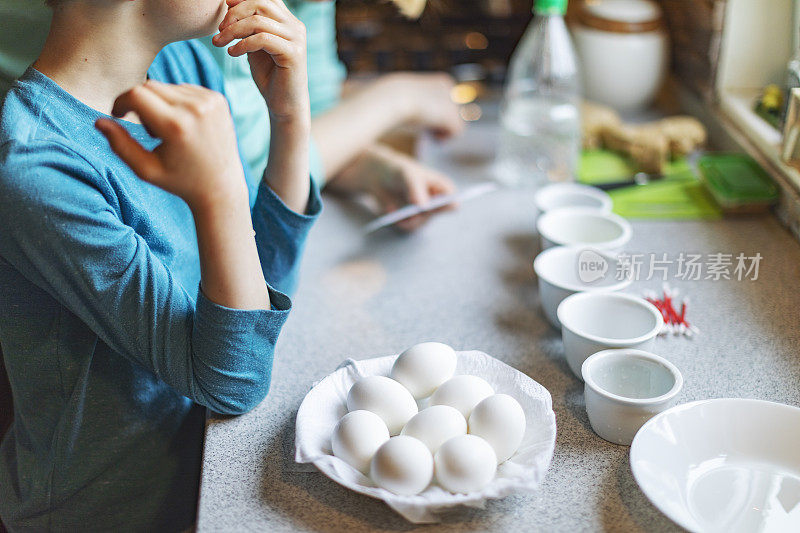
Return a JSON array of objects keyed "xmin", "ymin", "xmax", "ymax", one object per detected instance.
[
  {"xmin": 0, "ymin": 71, "xmax": 98, "ymax": 165},
  {"xmin": 152, "ymin": 41, "xmax": 226, "ymax": 94},
  {"xmin": 0, "ymin": 75, "xmax": 107, "ymax": 205}
]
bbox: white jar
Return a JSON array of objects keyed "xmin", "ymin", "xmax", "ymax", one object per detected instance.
[{"xmin": 571, "ymin": 0, "xmax": 669, "ymax": 111}]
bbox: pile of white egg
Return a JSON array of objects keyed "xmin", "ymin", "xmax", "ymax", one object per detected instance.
[{"xmin": 331, "ymin": 342, "xmax": 527, "ymax": 496}]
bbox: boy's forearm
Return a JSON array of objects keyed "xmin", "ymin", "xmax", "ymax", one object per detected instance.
[
  {"xmin": 264, "ymin": 117, "xmax": 312, "ymax": 214},
  {"xmin": 192, "ymin": 193, "xmax": 271, "ymax": 311},
  {"xmin": 311, "ymin": 74, "xmax": 416, "ymax": 181}
]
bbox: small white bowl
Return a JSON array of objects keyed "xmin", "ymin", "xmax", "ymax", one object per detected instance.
[
  {"xmin": 557, "ymin": 292, "xmax": 663, "ymax": 380},
  {"xmin": 582, "ymin": 349, "xmax": 682, "ymax": 445},
  {"xmin": 536, "ymin": 207, "xmax": 632, "ymax": 251},
  {"xmin": 534, "ymin": 183, "xmax": 612, "ymax": 216},
  {"xmin": 533, "ymin": 246, "xmax": 632, "ymax": 328}
]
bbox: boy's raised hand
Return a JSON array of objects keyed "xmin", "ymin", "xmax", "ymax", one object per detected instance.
[
  {"xmin": 213, "ymin": 0, "xmax": 310, "ymax": 125},
  {"xmin": 96, "ymin": 81, "xmax": 271, "ymax": 312},
  {"xmin": 95, "ymin": 80, "xmax": 248, "ymax": 211}
]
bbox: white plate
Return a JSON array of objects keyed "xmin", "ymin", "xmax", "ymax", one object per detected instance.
[
  {"xmin": 295, "ymin": 351, "xmax": 557, "ymax": 523},
  {"xmin": 630, "ymin": 399, "xmax": 800, "ymax": 532}
]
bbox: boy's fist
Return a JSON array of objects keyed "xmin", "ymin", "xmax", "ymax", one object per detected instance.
[{"xmin": 96, "ymin": 80, "xmax": 247, "ymax": 210}]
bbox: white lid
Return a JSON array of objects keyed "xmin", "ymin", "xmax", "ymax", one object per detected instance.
[{"xmin": 583, "ymin": 0, "xmax": 662, "ymax": 24}]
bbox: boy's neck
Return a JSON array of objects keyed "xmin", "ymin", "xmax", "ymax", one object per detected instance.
[{"xmin": 34, "ymin": 4, "xmax": 165, "ymax": 121}]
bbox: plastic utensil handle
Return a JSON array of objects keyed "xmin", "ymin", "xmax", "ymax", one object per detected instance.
[
  {"xmin": 594, "ymin": 172, "xmax": 660, "ymax": 191},
  {"xmin": 363, "ymin": 182, "xmax": 498, "ymax": 234}
]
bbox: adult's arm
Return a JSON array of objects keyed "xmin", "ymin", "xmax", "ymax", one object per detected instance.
[{"xmin": 311, "ymin": 72, "xmax": 463, "ymax": 181}]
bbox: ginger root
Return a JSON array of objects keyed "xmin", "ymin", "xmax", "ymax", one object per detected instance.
[
  {"xmin": 601, "ymin": 123, "xmax": 670, "ymax": 174},
  {"xmin": 581, "ymin": 100, "xmax": 707, "ymax": 173},
  {"xmin": 582, "ymin": 101, "xmax": 621, "ymax": 149},
  {"xmin": 657, "ymin": 116, "xmax": 707, "ymax": 156}
]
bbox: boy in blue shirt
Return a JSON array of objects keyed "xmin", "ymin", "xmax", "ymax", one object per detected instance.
[{"xmin": 0, "ymin": 0, "xmax": 318, "ymax": 530}]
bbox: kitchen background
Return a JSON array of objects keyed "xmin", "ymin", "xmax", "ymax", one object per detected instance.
[
  {"xmin": 336, "ymin": 0, "xmax": 721, "ymax": 99},
  {"xmin": 337, "ymin": 0, "xmax": 800, "ymax": 241}
]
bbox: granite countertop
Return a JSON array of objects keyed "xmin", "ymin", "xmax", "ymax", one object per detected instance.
[{"xmin": 196, "ymin": 118, "xmax": 800, "ymax": 532}]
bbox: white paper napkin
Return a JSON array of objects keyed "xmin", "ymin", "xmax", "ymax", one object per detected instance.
[{"xmin": 294, "ymin": 350, "xmax": 557, "ymax": 523}]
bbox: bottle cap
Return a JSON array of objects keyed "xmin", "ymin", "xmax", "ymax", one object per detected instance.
[{"xmin": 535, "ymin": 0, "xmax": 568, "ymax": 15}]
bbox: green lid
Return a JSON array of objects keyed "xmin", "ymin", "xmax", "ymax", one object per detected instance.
[
  {"xmin": 697, "ymin": 153, "xmax": 779, "ymax": 210},
  {"xmin": 534, "ymin": 0, "xmax": 568, "ymax": 15}
]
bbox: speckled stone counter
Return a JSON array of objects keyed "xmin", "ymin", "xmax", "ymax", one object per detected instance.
[{"xmin": 196, "ymin": 119, "xmax": 800, "ymax": 532}]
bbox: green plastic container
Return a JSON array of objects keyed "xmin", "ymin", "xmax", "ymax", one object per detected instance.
[{"xmin": 697, "ymin": 154, "xmax": 779, "ymax": 214}]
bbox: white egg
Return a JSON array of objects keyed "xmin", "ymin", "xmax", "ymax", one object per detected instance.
[
  {"xmin": 400, "ymin": 405, "xmax": 466, "ymax": 454},
  {"xmin": 390, "ymin": 342, "xmax": 458, "ymax": 399},
  {"xmin": 434, "ymin": 434, "xmax": 497, "ymax": 493},
  {"xmin": 468, "ymin": 394, "xmax": 526, "ymax": 463},
  {"xmin": 331, "ymin": 410, "xmax": 390, "ymax": 474},
  {"xmin": 346, "ymin": 376, "xmax": 418, "ymax": 435},
  {"xmin": 370, "ymin": 435, "xmax": 433, "ymax": 495},
  {"xmin": 429, "ymin": 375, "xmax": 495, "ymax": 418}
]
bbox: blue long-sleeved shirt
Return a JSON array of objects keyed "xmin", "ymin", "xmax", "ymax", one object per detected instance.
[{"xmin": 0, "ymin": 41, "xmax": 320, "ymax": 531}]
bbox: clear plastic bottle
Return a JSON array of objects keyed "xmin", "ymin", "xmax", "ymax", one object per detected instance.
[{"xmin": 495, "ymin": 0, "xmax": 581, "ymax": 187}]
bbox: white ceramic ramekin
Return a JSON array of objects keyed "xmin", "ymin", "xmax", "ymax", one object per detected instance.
[
  {"xmin": 534, "ymin": 183, "xmax": 613, "ymax": 218},
  {"xmin": 536, "ymin": 207, "xmax": 632, "ymax": 251},
  {"xmin": 533, "ymin": 246, "xmax": 632, "ymax": 328},
  {"xmin": 557, "ymin": 292, "xmax": 663, "ymax": 380},
  {"xmin": 582, "ymin": 349, "xmax": 682, "ymax": 445}
]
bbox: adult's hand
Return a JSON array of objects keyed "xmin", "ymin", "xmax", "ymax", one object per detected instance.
[{"xmin": 332, "ymin": 143, "xmax": 457, "ymax": 231}]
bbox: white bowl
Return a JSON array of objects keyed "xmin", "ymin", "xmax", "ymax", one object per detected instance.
[
  {"xmin": 631, "ymin": 399, "xmax": 800, "ymax": 532},
  {"xmin": 533, "ymin": 246, "xmax": 632, "ymax": 328},
  {"xmin": 557, "ymin": 292, "xmax": 663, "ymax": 380},
  {"xmin": 536, "ymin": 207, "xmax": 632, "ymax": 251},
  {"xmin": 294, "ymin": 351, "xmax": 557, "ymax": 524},
  {"xmin": 581, "ymin": 349, "xmax": 682, "ymax": 445},
  {"xmin": 534, "ymin": 183, "xmax": 612, "ymax": 217}
]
